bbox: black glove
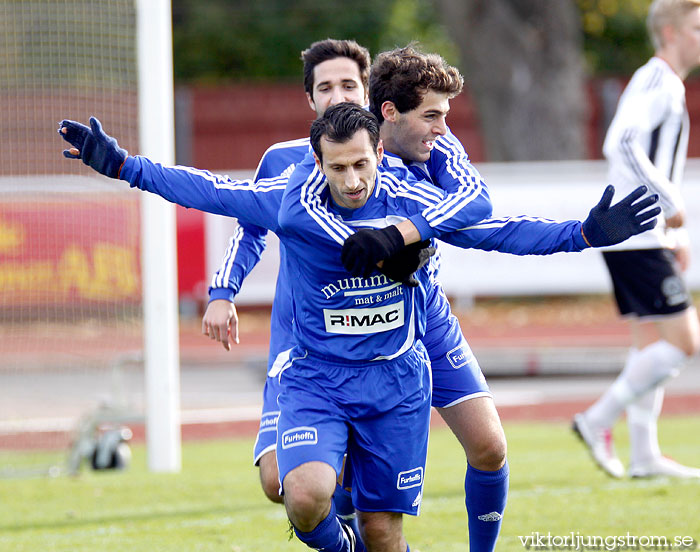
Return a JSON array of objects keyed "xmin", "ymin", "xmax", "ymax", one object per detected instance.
[
  {"xmin": 380, "ymin": 240, "xmax": 436, "ymax": 287},
  {"xmin": 341, "ymin": 226, "xmax": 405, "ymax": 277},
  {"xmin": 581, "ymin": 185, "xmax": 661, "ymax": 247},
  {"xmin": 58, "ymin": 116, "xmax": 127, "ymax": 179}
]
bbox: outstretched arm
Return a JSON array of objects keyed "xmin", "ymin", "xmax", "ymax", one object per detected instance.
[
  {"xmin": 376, "ymin": 184, "xmax": 661, "ymax": 285},
  {"xmin": 58, "ymin": 117, "xmax": 283, "ymax": 230},
  {"xmin": 444, "ymin": 185, "xmax": 660, "ymax": 254}
]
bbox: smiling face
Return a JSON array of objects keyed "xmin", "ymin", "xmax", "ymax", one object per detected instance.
[
  {"xmin": 307, "ymin": 57, "xmax": 369, "ymax": 117},
  {"xmin": 315, "ymin": 129, "xmax": 383, "ymax": 210},
  {"xmin": 379, "ymin": 89, "xmax": 450, "ymax": 163}
]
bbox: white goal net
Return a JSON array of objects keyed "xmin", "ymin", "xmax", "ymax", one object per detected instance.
[{"xmin": 0, "ymin": 0, "xmax": 145, "ymax": 476}]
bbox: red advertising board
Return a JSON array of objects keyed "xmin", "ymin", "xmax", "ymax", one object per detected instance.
[{"xmin": 0, "ymin": 194, "xmax": 142, "ymax": 307}]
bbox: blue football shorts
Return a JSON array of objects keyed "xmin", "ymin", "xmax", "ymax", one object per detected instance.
[
  {"xmin": 253, "ymin": 285, "xmax": 490, "ymax": 463},
  {"xmin": 275, "ymin": 344, "xmax": 432, "ymax": 515},
  {"xmin": 423, "ymin": 284, "xmax": 490, "ymax": 409},
  {"xmin": 252, "ymin": 347, "xmax": 291, "ymax": 465}
]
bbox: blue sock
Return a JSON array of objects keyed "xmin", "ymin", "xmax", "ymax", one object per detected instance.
[
  {"xmin": 293, "ymin": 502, "xmax": 353, "ymax": 552},
  {"xmin": 332, "ymin": 483, "xmax": 354, "ymax": 517},
  {"xmin": 332, "ymin": 484, "xmax": 366, "ymax": 552},
  {"xmin": 464, "ymin": 461, "xmax": 509, "ymax": 552}
]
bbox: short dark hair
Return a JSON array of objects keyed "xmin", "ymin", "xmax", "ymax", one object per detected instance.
[
  {"xmin": 301, "ymin": 39, "xmax": 371, "ymax": 96},
  {"xmin": 310, "ymin": 103, "xmax": 380, "ymax": 163},
  {"xmin": 369, "ymin": 45, "xmax": 464, "ymax": 124}
]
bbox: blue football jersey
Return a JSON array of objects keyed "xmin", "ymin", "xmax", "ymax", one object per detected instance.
[{"xmin": 119, "ymin": 150, "xmax": 589, "ymax": 363}]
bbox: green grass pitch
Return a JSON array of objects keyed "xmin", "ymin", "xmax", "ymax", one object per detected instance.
[{"xmin": 2, "ymin": 417, "xmax": 699, "ymax": 551}]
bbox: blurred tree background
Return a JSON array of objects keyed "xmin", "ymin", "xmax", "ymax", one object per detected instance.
[
  {"xmin": 172, "ymin": 0, "xmax": 459, "ymax": 83},
  {"xmin": 578, "ymin": 0, "xmax": 652, "ymax": 75},
  {"xmin": 171, "ymin": 0, "xmax": 653, "ymax": 161},
  {"xmin": 172, "ymin": 0, "xmax": 651, "ymax": 83}
]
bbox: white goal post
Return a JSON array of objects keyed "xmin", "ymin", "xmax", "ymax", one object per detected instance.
[{"xmin": 136, "ymin": 0, "xmax": 181, "ymax": 473}]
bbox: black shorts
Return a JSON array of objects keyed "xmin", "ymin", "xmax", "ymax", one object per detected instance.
[{"xmin": 602, "ymin": 249, "xmax": 691, "ymax": 318}]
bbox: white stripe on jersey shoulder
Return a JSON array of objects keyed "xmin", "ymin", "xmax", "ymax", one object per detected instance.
[
  {"xmin": 261, "ymin": 137, "xmax": 310, "ymax": 153},
  {"xmin": 425, "ymin": 136, "xmax": 485, "ymax": 226},
  {"xmin": 377, "ymin": 170, "xmax": 443, "ymax": 207},
  {"xmin": 214, "ymin": 177, "xmax": 286, "ymax": 192},
  {"xmin": 170, "ymin": 164, "xmax": 221, "ymax": 179},
  {"xmin": 175, "ymin": 163, "xmax": 288, "ymax": 192},
  {"xmin": 458, "ymin": 215, "xmax": 559, "ymax": 231},
  {"xmin": 170, "ymin": 164, "xmax": 260, "ymax": 189},
  {"xmin": 383, "ymin": 152, "xmax": 432, "ymax": 182},
  {"xmin": 383, "ymin": 153, "xmax": 407, "ymax": 168},
  {"xmin": 434, "ymin": 132, "xmax": 466, "ymax": 156},
  {"xmin": 254, "ymin": 137, "xmax": 311, "ymax": 179},
  {"xmin": 433, "ymin": 134, "xmax": 478, "ymax": 185},
  {"xmin": 300, "ymin": 165, "xmax": 354, "ymax": 244},
  {"xmin": 382, "ymin": 170, "xmax": 444, "ymax": 201},
  {"xmin": 252, "ymin": 174, "xmax": 291, "ymax": 191},
  {"xmin": 433, "ymin": 136, "xmax": 480, "ymax": 184}
]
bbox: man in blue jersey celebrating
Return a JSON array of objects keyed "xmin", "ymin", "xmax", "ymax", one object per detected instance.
[
  {"xmin": 58, "ymin": 99, "xmax": 658, "ymax": 551},
  {"xmin": 196, "ymin": 42, "xmax": 660, "ymax": 551},
  {"xmin": 202, "ymin": 43, "xmax": 499, "ymax": 547},
  {"xmin": 277, "ymin": 103, "xmax": 658, "ymax": 552},
  {"xmin": 274, "ymin": 106, "xmax": 436, "ymax": 552}
]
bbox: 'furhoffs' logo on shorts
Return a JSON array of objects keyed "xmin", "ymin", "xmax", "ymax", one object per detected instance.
[
  {"xmin": 397, "ymin": 467, "xmax": 424, "ymax": 490},
  {"xmin": 281, "ymin": 426, "xmax": 318, "ymax": 449},
  {"xmin": 258, "ymin": 411, "xmax": 279, "ymax": 434},
  {"xmin": 447, "ymin": 343, "xmax": 473, "ymax": 369}
]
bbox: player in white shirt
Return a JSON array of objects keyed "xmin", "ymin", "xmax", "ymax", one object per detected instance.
[{"xmin": 573, "ymin": 0, "xmax": 700, "ymax": 479}]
